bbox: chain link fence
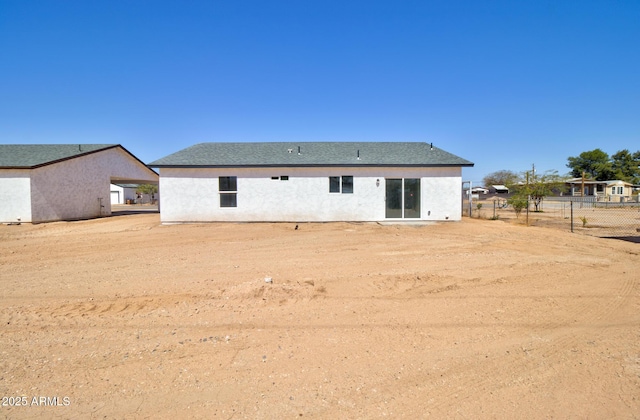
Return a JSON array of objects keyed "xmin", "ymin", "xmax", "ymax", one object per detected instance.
[
  {"xmin": 568, "ymin": 197, "xmax": 640, "ymax": 238},
  {"xmin": 467, "ymin": 194, "xmax": 640, "ymax": 240}
]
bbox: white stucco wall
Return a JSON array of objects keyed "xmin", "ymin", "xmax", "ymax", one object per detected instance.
[
  {"xmin": 110, "ymin": 185, "xmax": 125, "ymax": 205},
  {"xmin": 28, "ymin": 147, "xmax": 157, "ymax": 223},
  {"xmin": 0, "ymin": 170, "xmax": 32, "ymax": 223},
  {"xmin": 159, "ymin": 166, "xmax": 463, "ymax": 223}
]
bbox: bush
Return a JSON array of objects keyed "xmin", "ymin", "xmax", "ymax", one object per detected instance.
[{"xmin": 508, "ymin": 196, "xmax": 528, "ymax": 218}]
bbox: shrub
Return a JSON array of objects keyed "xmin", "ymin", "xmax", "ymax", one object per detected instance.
[{"xmin": 508, "ymin": 196, "xmax": 528, "ymax": 218}]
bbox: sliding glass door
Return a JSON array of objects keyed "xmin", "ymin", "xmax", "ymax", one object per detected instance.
[
  {"xmin": 385, "ymin": 178, "xmax": 421, "ymax": 219},
  {"xmin": 385, "ymin": 179, "xmax": 403, "ymax": 218}
]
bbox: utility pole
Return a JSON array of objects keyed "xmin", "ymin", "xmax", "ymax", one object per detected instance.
[
  {"xmin": 526, "ymin": 164, "xmax": 535, "ymax": 226},
  {"xmin": 532, "ymin": 163, "xmax": 535, "ymax": 180}
]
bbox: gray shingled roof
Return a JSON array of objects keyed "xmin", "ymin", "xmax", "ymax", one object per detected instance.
[
  {"xmin": 149, "ymin": 142, "xmax": 474, "ymax": 167},
  {"xmin": 0, "ymin": 144, "xmax": 118, "ymax": 168}
]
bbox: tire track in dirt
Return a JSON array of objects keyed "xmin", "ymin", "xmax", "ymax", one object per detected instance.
[
  {"xmin": 362, "ymin": 274, "xmax": 639, "ymax": 417},
  {"xmin": 302, "ymin": 271, "xmax": 637, "ymax": 417},
  {"xmin": 1, "ymin": 279, "xmax": 324, "ymax": 332},
  {"xmin": 1, "ymin": 294, "xmax": 203, "ymax": 330}
]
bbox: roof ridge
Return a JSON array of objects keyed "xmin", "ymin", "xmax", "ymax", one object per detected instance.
[{"xmin": 149, "ymin": 142, "xmax": 473, "ymax": 168}]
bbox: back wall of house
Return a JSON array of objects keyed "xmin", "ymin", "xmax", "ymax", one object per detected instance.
[{"xmin": 158, "ymin": 166, "xmax": 463, "ymax": 223}]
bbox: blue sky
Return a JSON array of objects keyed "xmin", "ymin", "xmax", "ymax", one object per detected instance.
[{"xmin": 1, "ymin": 0, "xmax": 638, "ymax": 185}]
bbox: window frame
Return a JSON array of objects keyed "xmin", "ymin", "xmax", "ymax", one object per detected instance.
[
  {"xmin": 219, "ymin": 176, "xmax": 238, "ymax": 207},
  {"xmin": 329, "ymin": 176, "xmax": 354, "ymax": 194}
]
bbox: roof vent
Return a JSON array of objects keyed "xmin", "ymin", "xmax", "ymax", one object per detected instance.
[
  {"xmin": 287, "ymin": 148, "xmax": 293, "ymax": 154},
  {"xmin": 430, "ymin": 142, "xmax": 434, "ymax": 151},
  {"xmin": 297, "ymin": 146, "xmax": 301, "ymax": 155},
  {"xmin": 357, "ymin": 149, "xmax": 361, "ymax": 160}
]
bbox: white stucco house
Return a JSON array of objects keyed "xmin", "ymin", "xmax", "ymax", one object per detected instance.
[
  {"xmin": 0, "ymin": 144, "xmax": 158, "ymax": 223},
  {"xmin": 149, "ymin": 142, "xmax": 473, "ymax": 223}
]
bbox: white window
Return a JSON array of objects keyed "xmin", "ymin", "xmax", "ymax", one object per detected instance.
[
  {"xmin": 329, "ymin": 176, "xmax": 353, "ymax": 194},
  {"xmin": 219, "ymin": 176, "xmax": 237, "ymax": 207}
]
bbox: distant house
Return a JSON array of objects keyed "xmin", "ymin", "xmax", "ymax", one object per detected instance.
[
  {"xmin": 489, "ymin": 185, "xmax": 509, "ymax": 194},
  {"xmin": 605, "ymin": 180, "xmax": 635, "ymax": 201},
  {"xmin": 149, "ymin": 142, "xmax": 474, "ymax": 223},
  {"xmin": 470, "ymin": 186, "xmax": 489, "ymax": 195},
  {"xmin": 565, "ymin": 178, "xmax": 606, "ymax": 197},
  {"xmin": 0, "ymin": 144, "xmax": 158, "ymax": 223},
  {"xmin": 565, "ymin": 178, "xmax": 635, "ymax": 201}
]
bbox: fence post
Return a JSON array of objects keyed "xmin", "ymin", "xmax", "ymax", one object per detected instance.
[{"xmin": 570, "ymin": 200, "xmax": 574, "ymax": 233}]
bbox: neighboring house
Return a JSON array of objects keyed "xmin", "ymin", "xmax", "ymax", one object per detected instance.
[
  {"xmin": 565, "ymin": 178, "xmax": 634, "ymax": 201},
  {"xmin": 565, "ymin": 178, "xmax": 606, "ymax": 197},
  {"xmin": 149, "ymin": 142, "xmax": 473, "ymax": 223},
  {"xmin": 606, "ymin": 180, "xmax": 635, "ymax": 201},
  {"xmin": 0, "ymin": 144, "xmax": 158, "ymax": 223},
  {"xmin": 489, "ymin": 185, "xmax": 509, "ymax": 194},
  {"xmin": 470, "ymin": 186, "xmax": 489, "ymax": 195}
]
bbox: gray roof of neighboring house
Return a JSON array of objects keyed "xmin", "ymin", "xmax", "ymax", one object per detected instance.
[
  {"xmin": 0, "ymin": 144, "xmax": 118, "ymax": 168},
  {"xmin": 148, "ymin": 142, "xmax": 474, "ymax": 168}
]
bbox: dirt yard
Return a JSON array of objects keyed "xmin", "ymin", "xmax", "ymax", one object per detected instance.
[{"xmin": 1, "ymin": 214, "xmax": 639, "ymax": 419}]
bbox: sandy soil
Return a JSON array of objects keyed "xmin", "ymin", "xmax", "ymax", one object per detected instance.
[{"xmin": 1, "ymin": 214, "xmax": 639, "ymax": 419}]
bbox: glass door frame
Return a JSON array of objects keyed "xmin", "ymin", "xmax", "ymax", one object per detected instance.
[{"xmin": 385, "ymin": 178, "xmax": 421, "ymax": 219}]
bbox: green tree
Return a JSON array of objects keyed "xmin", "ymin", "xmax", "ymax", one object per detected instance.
[
  {"xmin": 136, "ymin": 184, "xmax": 158, "ymax": 201},
  {"xmin": 482, "ymin": 170, "xmax": 520, "ymax": 188},
  {"xmin": 511, "ymin": 170, "xmax": 567, "ymax": 212},
  {"xmin": 611, "ymin": 149, "xmax": 640, "ymax": 183},
  {"xmin": 566, "ymin": 149, "xmax": 614, "ymax": 180}
]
